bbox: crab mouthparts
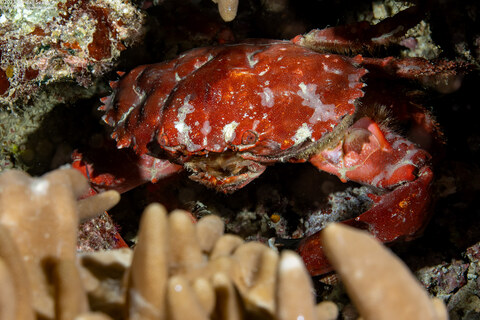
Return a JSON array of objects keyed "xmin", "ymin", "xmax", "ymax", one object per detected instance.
[{"xmin": 184, "ymin": 151, "xmax": 267, "ymax": 193}]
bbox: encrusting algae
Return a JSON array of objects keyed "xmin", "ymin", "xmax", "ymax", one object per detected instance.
[
  {"xmin": 0, "ymin": 167, "xmax": 447, "ymax": 319},
  {"xmin": 0, "ymin": 0, "xmax": 144, "ymax": 106}
]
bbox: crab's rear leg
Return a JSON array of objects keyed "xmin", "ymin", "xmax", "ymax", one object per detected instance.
[
  {"xmin": 292, "ymin": 5, "xmax": 424, "ymax": 53},
  {"xmin": 299, "ymin": 117, "xmax": 433, "ymax": 275}
]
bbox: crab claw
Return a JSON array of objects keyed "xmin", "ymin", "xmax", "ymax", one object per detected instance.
[
  {"xmin": 311, "ymin": 117, "xmax": 430, "ymax": 188},
  {"xmin": 300, "ymin": 117, "xmax": 433, "ymax": 275}
]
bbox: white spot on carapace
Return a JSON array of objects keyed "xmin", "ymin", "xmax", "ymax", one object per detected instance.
[
  {"xmin": 247, "ymin": 51, "xmax": 259, "ymax": 68},
  {"xmin": 201, "ymin": 121, "xmax": 211, "ymax": 136},
  {"xmin": 116, "ymin": 88, "xmax": 146, "ymax": 125},
  {"xmin": 117, "ymin": 105, "xmax": 136, "ymax": 125},
  {"xmin": 222, "ymin": 121, "xmax": 239, "ymax": 143},
  {"xmin": 194, "ymin": 59, "xmax": 205, "ymax": 69},
  {"xmin": 348, "ymin": 73, "xmax": 361, "ymax": 88},
  {"xmin": 259, "ymin": 66, "xmax": 269, "ymax": 76},
  {"xmin": 297, "ymin": 82, "xmax": 337, "ymax": 124},
  {"xmin": 323, "ymin": 63, "xmax": 343, "ymax": 75},
  {"xmin": 174, "ymin": 95, "xmax": 200, "ymax": 151},
  {"xmin": 293, "ymin": 123, "xmax": 312, "ymax": 145},
  {"xmin": 258, "ymin": 87, "xmax": 274, "ymax": 108},
  {"xmin": 175, "ymin": 72, "xmax": 181, "ymax": 82},
  {"xmin": 252, "ymin": 120, "xmax": 260, "ymax": 130}
]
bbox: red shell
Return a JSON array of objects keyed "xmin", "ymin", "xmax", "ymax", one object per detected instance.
[{"xmin": 102, "ymin": 40, "xmax": 366, "ymax": 158}]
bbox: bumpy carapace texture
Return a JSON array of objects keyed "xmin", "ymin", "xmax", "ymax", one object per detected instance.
[{"xmin": 102, "ymin": 40, "xmax": 366, "ymax": 161}]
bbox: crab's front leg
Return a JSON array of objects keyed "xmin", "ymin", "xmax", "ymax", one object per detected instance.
[
  {"xmin": 300, "ymin": 117, "xmax": 433, "ymax": 275},
  {"xmin": 72, "ymin": 146, "xmax": 183, "ymax": 249},
  {"xmin": 72, "ymin": 146, "xmax": 183, "ymax": 195}
]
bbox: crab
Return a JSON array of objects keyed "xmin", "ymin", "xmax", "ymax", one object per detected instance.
[{"xmin": 73, "ymin": 7, "xmax": 468, "ymax": 275}]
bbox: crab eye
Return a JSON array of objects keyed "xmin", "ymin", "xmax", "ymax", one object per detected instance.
[
  {"xmin": 241, "ymin": 130, "xmax": 258, "ymax": 145},
  {"xmin": 158, "ymin": 133, "xmax": 169, "ymax": 146}
]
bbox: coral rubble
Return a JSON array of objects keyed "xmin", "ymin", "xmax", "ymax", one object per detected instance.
[
  {"xmin": 0, "ymin": 0, "xmax": 144, "ymax": 106},
  {"xmin": 0, "ymin": 167, "xmax": 448, "ymax": 319}
]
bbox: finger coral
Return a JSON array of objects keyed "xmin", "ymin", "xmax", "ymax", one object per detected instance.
[
  {"xmin": 0, "ymin": 0, "xmax": 144, "ymax": 106},
  {"xmin": 0, "ymin": 168, "xmax": 120, "ymax": 319},
  {"xmin": 123, "ymin": 204, "xmax": 334, "ymax": 320},
  {"xmin": 322, "ymin": 223, "xmax": 448, "ymax": 320},
  {"xmin": 0, "ymin": 167, "xmax": 447, "ymax": 319},
  {"xmin": 211, "ymin": 0, "xmax": 239, "ymax": 22}
]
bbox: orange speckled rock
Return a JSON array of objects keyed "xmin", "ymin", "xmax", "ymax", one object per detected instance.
[{"xmin": 0, "ymin": 0, "xmax": 144, "ymax": 105}]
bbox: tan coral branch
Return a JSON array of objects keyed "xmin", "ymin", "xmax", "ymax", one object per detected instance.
[
  {"xmin": 0, "ymin": 168, "xmax": 119, "ymax": 319},
  {"xmin": 322, "ymin": 223, "xmax": 447, "ymax": 320},
  {"xmin": 0, "ymin": 167, "xmax": 448, "ymax": 320},
  {"xmin": 212, "ymin": 0, "xmax": 239, "ymax": 22}
]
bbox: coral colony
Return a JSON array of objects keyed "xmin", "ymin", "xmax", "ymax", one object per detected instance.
[{"xmin": 0, "ymin": 168, "xmax": 446, "ymax": 319}]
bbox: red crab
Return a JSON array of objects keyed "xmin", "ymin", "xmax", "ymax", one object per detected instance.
[{"xmin": 73, "ymin": 8, "xmax": 468, "ymax": 275}]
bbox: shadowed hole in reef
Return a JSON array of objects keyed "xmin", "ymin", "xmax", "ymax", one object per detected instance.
[
  {"xmin": 22, "ymin": 86, "xmax": 109, "ymax": 176},
  {"xmin": 106, "ymin": 161, "xmax": 374, "ymax": 246}
]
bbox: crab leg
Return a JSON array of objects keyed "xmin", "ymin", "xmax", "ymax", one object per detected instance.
[
  {"xmin": 299, "ymin": 117, "xmax": 433, "ymax": 275},
  {"xmin": 71, "ymin": 146, "xmax": 182, "ymax": 249},
  {"xmin": 72, "ymin": 146, "xmax": 182, "ymax": 195},
  {"xmin": 291, "ymin": 5, "xmax": 424, "ymax": 53}
]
